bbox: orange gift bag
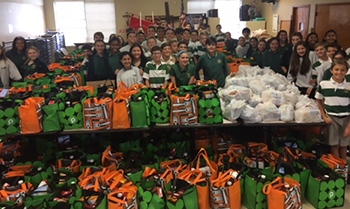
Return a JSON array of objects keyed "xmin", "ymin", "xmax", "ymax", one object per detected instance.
[
  {"xmin": 263, "ymin": 176, "xmax": 302, "ymax": 209},
  {"xmin": 18, "ymin": 97, "xmax": 45, "ymax": 134}
]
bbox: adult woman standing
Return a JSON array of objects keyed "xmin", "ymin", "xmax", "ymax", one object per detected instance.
[
  {"xmin": 5, "ymin": 36, "xmax": 27, "ymax": 73},
  {"xmin": 0, "ymin": 46, "xmax": 22, "ymax": 88}
]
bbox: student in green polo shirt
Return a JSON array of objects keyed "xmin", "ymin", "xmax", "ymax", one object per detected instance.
[
  {"xmin": 143, "ymin": 46, "xmax": 170, "ymax": 88},
  {"xmin": 22, "ymin": 46, "xmax": 49, "ymax": 77},
  {"xmin": 195, "ymin": 37, "xmax": 230, "ymax": 88},
  {"xmin": 277, "ymin": 30, "xmax": 292, "ymax": 55},
  {"xmin": 263, "ymin": 37, "xmax": 285, "ymax": 76},
  {"xmin": 5, "ymin": 36, "xmax": 27, "ymax": 73},
  {"xmin": 108, "ymin": 37, "xmax": 121, "ymax": 75},
  {"xmin": 87, "ymin": 40, "xmax": 114, "ymax": 81},
  {"xmin": 252, "ymin": 39, "xmax": 267, "ymax": 68},
  {"xmin": 170, "ymin": 51, "xmax": 195, "ymax": 87}
]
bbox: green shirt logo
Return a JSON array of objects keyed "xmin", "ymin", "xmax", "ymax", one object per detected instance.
[{"xmin": 217, "ymin": 59, "xmax": 222, "ymax": 64}]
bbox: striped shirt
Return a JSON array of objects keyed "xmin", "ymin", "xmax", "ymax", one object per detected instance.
[
  {"xmin": 188, "ymin": 41, "xmax": 199, "ymax": 57},
  {"xmin": 215, "ymin": 33, "xmax": 225, "ymax": 43},
  {"xmin": 312, "ymin": 57, "xmax": 332, "ymax": 84},
  {"xmin": 196, "ymin": 43, "xmax": 207, "ymax": 57},
  {"xmin": 143, "ymin": 60, "xmax": 170, "ymax": 88},
  {"xmin": 315, "ymin": 78, "xmax": 350, "ymax": 116}
]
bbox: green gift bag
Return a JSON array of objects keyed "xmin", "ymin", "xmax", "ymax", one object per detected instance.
[
  {"xmin": 242, "ymin": 169, "xmax": 274, "ymax": 209},
  {"xmin": 0, "ymin": 99, "xmax": 21, "ymax": 135},
  {"xmin": 274, "ymin": 147, "xmax": 311, "ymax": 198},
  {"xmin": 306, "ymin": 167, "xmax": 345, "ymax": 209},
  {"xmin": 196, "ymin": 86, "xmax": 223, "ymax": 124},
  {"xmin": 130, "ymin": 92, "xmax": 150, "ymax": 128},
  {"xmin": 58, "ymin": 91, "xmax": 87, "ymax": 129},
  {"xmin": 127, "ymin": 167, "xmax": 167, "ymax": 209},
  {"xmin": 147, "ymin": 88, "xmax": 170, "ymax": 124},
  {"xmin": 42, "ymin": 102, "xmax": 64, "ymax": 132}
]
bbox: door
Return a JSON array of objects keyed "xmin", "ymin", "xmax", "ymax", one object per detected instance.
[
  {"xmin": 291, "ymin": 5, "xmax": 310, "ymax": 40},
  {"xmin": 315, "ymin": 3, "xmax": 350, "ymax": 49}
]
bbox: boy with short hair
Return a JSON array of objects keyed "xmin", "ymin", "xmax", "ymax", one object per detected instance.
[
  {"xmin": 142, "ymin": 26, "xmax": 162, "ymax": 51},
  {"xmin": 120, "ymin": 31, "xmax": 137, "ymax": 52},
  {"xmin": 205, "ymin": 25, "xmax": 211, "ymax": 36},
  {"xmin": 144, "ymin": 37, "xmax": 158, "ymax": 60},
  {"xmin": 157, "ymin": 26, "xmax": 166, "ymax": 44},
  {"xmin": 236, "ymin": 37, "xmax": 249, "ymax": 58},
  {"xmin": 225, "ymin": 32, "xmax": 238, "ymax": 55},
  {"xmin": 322, "ymin": 43, "xmax": 342, "ymax": 81},
  {"xmin": 316, "ymin": 58, "xmax": 350, "ymax": 159},
  {"xmin": 313, "ymin": 42, "xmax": 332, "ymax": 84},
  {"xmin": 165, "ymin": 28, "xmax": 176, "ymax": 41},
  {"xmin": 215, "ymin": 24, "xmax": 225, "ymax": 43},
  {"xmin": 143, "ymin": 46, "xmax": 170, "ymax": 88},
  {"xmin": 161, "ymin": 43, "xmax": 175, "ymax": 65},
  {"xmin": 93, "ymin": 32, "xmax": 104, "ymax": 41},
  {"xmin": 188, "ymin": 30, "xmax": 200, "ymax": 61},
  {"xmin": 197, "ymin": 31, "xmax": 209, "ymax": 56},
  {"xmin": 137, "ymin": 32, "xmax": 145, "ymax": 45},
  {"xmin": 242, "ymin": 27, "xmax": 251, "ymax": 43},
  {"xmin": 169, "ymin": 40, "xmax": 178, "ymax": 55},
  {"xmin": 81, "ymin": 44, "xmax": 92, "ymax": 77},
  {"xmin": 178, "ymin": 41, "xmax": 195, "ymax": 65},
  {"xmin": 175, "ymin": 28, "xmax": 184, "ymax": 42},
  {"xmin": 195, "ymin": 37, "xmax": 230, "ymax": 88}
]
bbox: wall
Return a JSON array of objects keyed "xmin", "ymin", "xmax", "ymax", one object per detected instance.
[
  {"xmin": 0, "ymin": 0, "xmax": 45, "ymax": 43},
  {"xmin": 260, "ymin": 0, "xmax": 350, "ymax": 36},
  {"xmin": 43, "ymin": 0, "xmax": 187, "ymax": 40},
  {"xmin": 114, "ymin": 0, "xmax": 187, "ymax": 37}
]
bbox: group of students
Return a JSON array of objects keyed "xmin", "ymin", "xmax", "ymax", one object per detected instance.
[
  {"xmin": 0, "ymin": 37, "xmax": 50, "ymax": 88},
  {"xmin": 1, "ymin": 23, "xmax": 350, "ymax": 159},
  {"xmin": 80, "ymin": 26, "xmax": 231, "ymax": 89}
]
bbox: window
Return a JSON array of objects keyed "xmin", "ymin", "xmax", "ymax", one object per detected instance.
[
  {"xmin": 187, "ymin": 0, "xmax": 245, "ymax": 39},
  {"xmin": 214, "ymin": 0, "xmax": 246, "ymax": 39},
  {"xmin": 54, "ymin": 0, "xmax": 116, "ymax": 45}
]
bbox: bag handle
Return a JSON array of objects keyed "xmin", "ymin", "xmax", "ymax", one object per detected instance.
[
  {"xmin": 179, "ymin": 169, "xmax": 206, "ymax": 185},
  {"xmin": 194, "ymin": 153, "xmax": 216, "ymax": 174},
  {"xmin": 108, "ymin": 185, "xmax": 138, "ymax": 205},
  {"xmin": 211, "ymin": 169, "xmax": 237, "ymax": 188}
]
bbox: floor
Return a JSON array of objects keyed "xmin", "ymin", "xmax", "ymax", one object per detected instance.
[{"xmin": 241, "ymin": 185, "xmax": 350, "ymax": 208}]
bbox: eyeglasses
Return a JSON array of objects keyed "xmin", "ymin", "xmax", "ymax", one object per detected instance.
[{"xmin": 152, "ymin": 52, "xmax": 161, "ymax": 55}]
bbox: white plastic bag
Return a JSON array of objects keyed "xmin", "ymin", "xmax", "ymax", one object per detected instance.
[
  {"xmin": 295, "ymin": 95, "xmax": 318, "ymax": 109},
  {"xmin": 248, "ymin": 94, "xmax": 263, "ymax": 108},
  {"xmin": 279, "ymin": 103, "xmax": 295, "ymax": 121},
  {"xmin": 283, "ymin": 86, "xmax": 300, "ymax": 105},
  {"xmin": 244, "ymin": 66, "xmax": 265, "ymax": 77},
  {"xmin": 295, "ymin": 107, "xmax": 322, "ymax": 123},
  {"xmin": 224, "ymin": 76, "xmax": 248, "ymax": 88},
  {"xmin": 241, "ymin": 105, "xmax": 262, "ymax": 123},
  {"xmin": 261, "ymin": 74, "xmax": 280, "ymax": 89},
  {"xmin": 248, "ymin": 78, "xmax": 267, "ymax": 96},
  {"xmin": 221, "ymin": 86, "xmax": 251, "ymax": 101},
  {"xmin": 223, "ymin": 99, "xmax": 246, "ymax": 121},
  {"xmin": 255, "ymin": 102, "xmax": 281, "ymax": 122},
  {"xmin": 261, "ymin": 89, "xmax": 287, "ymax": 106}
]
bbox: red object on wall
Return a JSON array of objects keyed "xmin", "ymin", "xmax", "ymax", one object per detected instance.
[{"xmin": 129, "ymin": 14, "xmax": 156, "ymax": 33}]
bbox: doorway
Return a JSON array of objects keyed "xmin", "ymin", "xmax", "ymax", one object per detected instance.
[
  {"xmin": 291, "ymin": 5, "xmax": 310, "ymax": 40},
  {"xmin": 315, "ymin": 3, "xmax": 350, "ymax": 49}
]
